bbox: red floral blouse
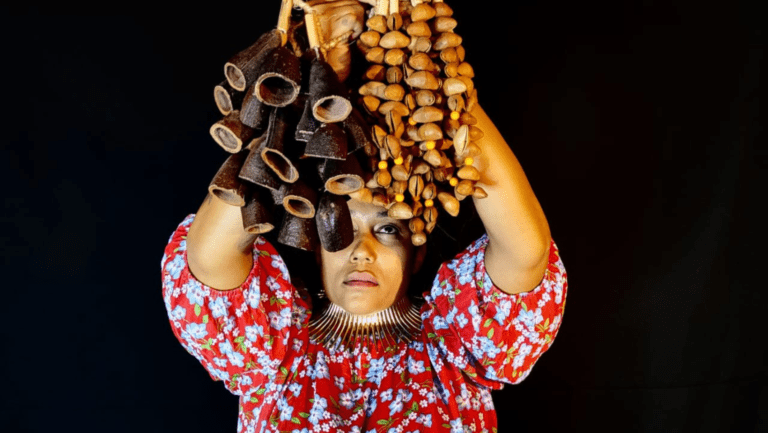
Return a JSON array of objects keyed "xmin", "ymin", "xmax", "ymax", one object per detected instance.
[{"xmin": 161, "ymin": 214, "xmax": 567, "ymax": 433}]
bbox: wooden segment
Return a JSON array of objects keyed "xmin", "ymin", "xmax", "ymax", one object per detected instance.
[
  {"xmin": 277, "ymin": 213, "xmax": 319, "ymax": 251},
  {"xmin": 316, "ymin": 193, "xmax": 354, "ymax": 252},
  {"xmin": 225, "ymin": 30, "xmax": 282, "ymax": 91},
  {"xmin": 214, "ymin": 81, "xmax": 243, "ymax": 116},
  {"xmin": 209, "ymin": 149, "xmax": 250, "ymax": 206},
  {"xmin": 210, "ymin": 111, "xmax": 253, "ymax": 153}
]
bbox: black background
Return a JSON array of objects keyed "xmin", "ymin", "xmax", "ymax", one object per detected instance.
[{"xmin": 1, "ymin": 2, "xmax": 766, "ymax": 432}]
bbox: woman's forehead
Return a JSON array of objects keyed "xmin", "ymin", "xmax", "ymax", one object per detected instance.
[{"xmin": 347, "ymin": 198, "xmax": 407, "ymax": 226}]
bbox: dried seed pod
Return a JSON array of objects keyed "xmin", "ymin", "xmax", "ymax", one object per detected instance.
[
  {"xmin": 441, "ymin": 138, "xmax": 454, "ymax": 151},
  {"xmin": 316, "ymin": 193, "xmax": 354, "ymax": 252},
  {"xmin": 391, "ymin": 180, "xmax": 407, "ymax": 195},
  {"xmin": 404, "ymin": 93, "xmax": 416, "ymax": 110},
  {"xmin": 443, "ymin": 117, "xmax": 460, "ymax": 138},
  {"xmin": 365, "ymin": 46, "xmax": 386, "ymax": 63},
  {"xmin": 406, "ymin": 21, "xmax": 431, "ymax": 37},
  {"xmin": 424, "ymin": 206, "xmax": 438, "ymax": 233},
  {"xmin": 443, "ymin": 78, "xmax": 468, "ymax": 96},
  {"xmin": 411, "ymin": 3, "xmax": 436, "ymax": 21},
  {"xmin": 360, "ymin": 31, "xmax": 381, "ymax": 47},
  {"xmin": 277, "ymin": 213, "xmax": 319, "ymax": 251},
  {"xmin": 410, "ymin": 37, "xmax": 432, "ymax": 53},
  {"xmin": 453, "ymin": 124, "xmax": 469, "ymax": 155},
  {"xmin": 384, "ymin": 84, "xmax": 406, "ymax": 101},
  {"xmin": 411, "ymin": 232, "xmax": 427, "ymax": 246},
  {"xmin": 380, "ymin": 31, "xmax": 409, "ymax": 49},
  {"xmin": 387, "ymin": 13, "xmax": 403, "ymax": 31},
  {"xmin": 457, "ymin": 75, "xmax": 474, "ymax": 96},
  {"xmin": 210, "ymin": 111, "xmax": 254, "ymax": 153},
  {"xmin": 376, "ymin": 168, "xmax": 392, "ymax": 187},
  {"xmin": 378, "ymin": 101, "xmax": 410, "ymax": 117},
  {"xmin": 406, "ymin": 124, "xmax": 421, "ymax": 141},
  {"xmin": 415, "ymin": 90, "xmax": 436, "ymax": 106},
  {"xmin": 412, "ymin": 199, "xmax": 423, "ymax": 217},
  {"xmin": 349, "ymin": 187, "xmax": 373, "ymax": 203},
  {"xmin": 460, "ymin": 111, "xmax": 478, "ymax": 125},
  {"xmin": 447, "ymin": 95, "xmax": 465, "ymax": 113},
  {"xmin": 408, "ymin": 52, "xmax": 436, "ymax": 71},
  {"xmin": 464, "ymin": 142, "xmax": 482, "ymax": 158},
  {"xmin": 241, "ymin": 187, "xmax": 274, "ymax": 234},
  {"xmin": 469, "ymin": 126, "xmax": 484, "ymax": 141},
  {"xmin": 466, "ymin": 89, "xmax": 478, "ymax": 112},
  {"xmin": 392, "ymin": 164, "xmax": 410, "ymax": 182},
  {"xmin": 444, "ymin": 62, "xmax": 459, "ymax": 78},
  {"xmin": 386, "ymin": 66, "xmax": 404, "ymax": 83},
  {"xmin": 371, "ymin": 192, "xmax": 389, "ymax": 207},
  {"xmin": 440, "ymin": 47, "xmax": 459, "ymax": 64},
  {"xmin": 455, "ymin": 179, "xmax": 474, "ymax": 197},
  {"xmin": 458, "ymin": 62, "xmax": 475, "ymax": 77},
  {"xmin": 423, "ymin": 148, "xmax": 442, "ymax": 167},
  {"xmin": 437, "ymin": 192, "xmax": 460, "ymax": 216},
  {"xmin": 472, "ymin": 186, "xmax": 488, "ymax": 199},
  {"xmin": 386, "ymin": 111, "xmax": 405, "ymax": 138},
  {"xmin": 372, "ymin": 124, "xmax": 388, "ymax": 147},
  {"xmin": 434, "ymin": 33, "xmax": 462, "ymax": 51},
  {"xmin": 385, "ymin": 135, "xmax": 402, "ymax": 159},
  {"xmin": 405, "ymin": 71, "xmax": 440, "ymax": 90},
  {"xmin": 359, "ymin": 81, "xmax": 387, "ymax": 98},
  {"xmin": 384, "ymin": 49, "xmax": 406, "ymax": 66},
  {"xmin": 434, "ymin": 2, "xmax": 454, "ymax": 17},
  {"xmin": 418, "ymin": 123, "xmax": 443, "ymax": 140},
  {"xmin": 209, "ymin": 149, "xmax": 250, "ymax": 206},
  {"xmin": 413, "ymin": 160, "xmax": 431, "ymax": 175},
  {"xmin": 363, "ymin": 64, "xmax": 386, "ymax": 81},
  {"xmin": 457, "ymin": 165, "xmax": 480, "ymax": 181},
  {"xmin": 412, "ymin": 106, "xmax": 444, "ymax": 123},
  {"xmin": 366, "ymin": 15, "xmax": 388, "ymax": 33},
  {"xmin": 388, "ymin": 201, "xmax": 413, "ymax": 219},
  {"xmin": 456, "ymin": 45, "xmax": 466, "ymax": 62},
  {"xmin": 408, "ymin": 175, "xmax": 425, "ymax": 199},
  {"xmin": 362, "ymin": 95, "xmax": 381, "ymax": 114},
  {"xmin": 281, "ymin": 181, "xmax": 317, "ymax": 218},
  {"xmin": 433, "ymin": 16, "xmax": 458, "ymax": 33},
  {"xmin": 409, "ymin": 217, "xmax": 425, "ymax": 234}
]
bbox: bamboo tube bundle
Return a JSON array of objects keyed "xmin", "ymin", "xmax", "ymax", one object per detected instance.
[
  {"xmin": 208, "ymin": 149, "xmax": 250, "ymax": 206},
  {"xmin": 241, "ymin": 186, "xmax": 275, "ymax": 235},
  {"xmin": 316, "ymin": 193, "xmax": 355, "ymax": 252}
]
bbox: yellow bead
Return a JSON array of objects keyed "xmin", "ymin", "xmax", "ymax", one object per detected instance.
[
  {"xmin": 449, "ymin": 177, "xmax": 458, "ymax": 186},
  {"xmin": 450, "ymin": 111, "xmax": 460, "ymax": 120},
  {"xmin": 408, "ymin": 118, "xmax": 417, "ymax": 126},
  {"xmin": 464, "ymin": 157, "xmax": 474, "ymax": 165},
  {"xmin": 424, "ymin": 199, "xmax": 434, "ymax": 207},
  {"xmin": 425, "ymin": 140, "xmax": 436, "ymax": 150},
  {"xmin": 378, "ymin": 160, "xmax": 388, "ymax": 170},
  {"xmin": 394, "ymin": 156, "xmax": 404, "ymax": 165},
  {"xmin": 395, "ymin": 194, "xmax": 405, "ymax": 202}
]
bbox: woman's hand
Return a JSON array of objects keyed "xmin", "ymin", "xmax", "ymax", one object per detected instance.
[{"xmin": 308, "ymin": 0, "xmax": 367, "ymax": 81}]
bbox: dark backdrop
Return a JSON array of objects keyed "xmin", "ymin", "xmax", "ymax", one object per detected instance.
[{"xmin": 1, "ymin": 2, "xmax": 765, "ymax": 432}]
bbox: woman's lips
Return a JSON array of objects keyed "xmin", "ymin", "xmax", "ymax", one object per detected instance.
[{"xmin": 344, "ymin": 271, "xmax": 379, "ymax": 288}]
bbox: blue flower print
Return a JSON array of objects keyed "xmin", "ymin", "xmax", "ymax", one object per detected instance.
[
  {"xmin": 245, "ymin": 287, "xmax": 261, "ymax": 309},
  {"xmin": 268, "ymin": 307, "xmax": 292, "ymax": 330},
  {"xmin": 367, "ymin": 357, "xmax": 386, "ymax": 385},
  {"xmin": 209, "ymin": 297, "xmax": 232, "ymax": 319},
  {"xmin": 432, "ymin": 316, "xmax": 449, "ymax": 330},
  {"xmin": 227, "ymin": 350, "xmax": 244, "ymax": 368},
  {"xmin": 166, "ymin": 255, "xmax": 185, "ymax": 280},
  {"xmin": 450, "ymin": 418, "xmax": 464, "ymax": 433},
  {"xmin": 468, "ymin": 302, "xmax": 481, "ymax": 331},
  {"xmin": 170, "ymin": 305, "xmax": 186, "ymax": 321},
  {"xmin": 210, "ymin": 368, "xmax": 229, "ymax": 382},
  {"xmin": 245, "ymin": 324, "xmax": 264, "ymax": 342},
  {"xmin": 271, "ymin": 255, "xmax": 289, "ymax": 277},
  {"xmin": 494, "ymin": 298, "xmax": 512, "ymax": 325},
  {"xmin": 185, "ymin": 323, "xmax": 208, "ymax": 340},
  {"xmin": 388, "ymin": 398, "xmax": 403, "ymax": 416},
  {"xmin": 455, "ymin": 313, "xmax": 468, "ymax": 328},
  {"xmin": 481, "ymin": 389, "xmax": 494, "ymax": 411},
  {"xmin": 416, "ymin": 414, "xmax": 433, "ymax": 428},
  {"xmin": 456, "ymin": 258, "xmax": 475, "ymax": 285},
  {"xmin": 213, "ymin": 357, "xmax": 228, "ymax": 368},
  {"xmin": 407, "ymin": 358, "xmax": 425, "ymax": 375},
  {"xmin": 185, "ymin": 282, "xmax": 205, "ymax": 305},
  {"xmin": 517, "ymin": 309, "xmax": 537, "ymax": 329},
  {"xmin": 292, "ymin": 429, "xmax": 309, "ymax": 433},
  {"xmin": 339, "ymin": 391, "xmax": 355, "ymax": 409},
  {"xmin": 288, "ymin": 383, "xmax": 302, "ymax": 397},
  {"xmin": 477, "ymin": 336, "xmax": 501, "ymax": 357},
  {"xmin": 379, "ymin": 389, "xmax": 393, "ymax": 402},
  {"xmin": 334, "ymin": 376, "xmax": 345, "ymax": 389},
  {"xmin": 308, "ymin": 396, "xmax": 327, "ymax": 424},
  {"xmin": 218, "ymin": 340, "xmax": 234, "ymax": 356},
  {"xmin": 277, "ymin": 397, "xmax": 294, "ymax": 421},
  {"xmin": 239, "ymin": 375, "xmax": 252, "ymax": 387},
  {"xmin": 310, "ymin": 353, "xmax": 330, "ymax": 380}
]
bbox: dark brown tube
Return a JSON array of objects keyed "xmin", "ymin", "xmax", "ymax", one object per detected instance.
[
  {"xmin": 253, "ymin": 46, "xmax": 302, "ymax": 107},
  {"xmin": 280, "ymin": 180, "xmax": 317, "ymax": 219},
  {"xmin": 225, "ymin": 30, "xmax": 282, "ymax": 91},
  {"xmin": 277, "ymin": 213, "xmax": 319, "ymax": 251},
  {"xmin": 304, "ymin": 122, "xmax": 348, "ymax": 160},
  {"xmin": 309, "ymin": 58, "xmax": 352, "ymax": 123},
  {"xmin": 239, "ymin": 136, "xmax": 281, "ymax": 192},
  {"xmin": 343, "ymin": 108, "xmax": 376, "ymax": 154},
  {"xmin": 241, "ymin": 187, "xmax": 274, "ymax": 234},
  {"xmin": 317, "ymin": 156, "xmax": 364, "ymax": 195},
  {"xmin": 295, "ymin": 95, "xmax": 319, "ymax": 142},
  {"xmin": 240, "ymin": 86, "xmax": 271, "ymax": 130},
  {"xmin": 316, "ymin": 193, "xmax": 354, "ymax": 252},
  {"xmin": 208, "ymin": 149, "xmax": 250, "ymax": 206},
  {"xmin": 210, "ymin": 111, "xmax": 254, "ymax": 153},
  {"xmin": 214, "ymin": 81, "xmax": 244, "ymax": 116},
  {"xmin": 261, "ymin": 109, "xmax": 299, "ymax": 183}
]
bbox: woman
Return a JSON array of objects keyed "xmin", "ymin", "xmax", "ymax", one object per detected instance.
[{"xmin": 161, "ymin": 1, "xmax": 567, "ymax": 431}]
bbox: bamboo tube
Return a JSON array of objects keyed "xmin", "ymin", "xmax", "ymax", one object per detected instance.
[
  {"xmin": 240, "ymin": 86, "xmax": 271, "ymax": 129},
  {"xmin": 253, "ymin": 46, "xmax": 302, "ymax": 107},
  {"xmin": 214, "ymin": 81, "xmax": 244, "ymax": 116},
  {"xmin": 405, "ymin": 71, "xmax": 439, "ymax": 90},
  {"xmin": 260, "ymin": 109, "xmax": 299, "ymax": 183},
  {"xmin": 406, "ymin": 21, "xmax": 431, "ymax": 38},
  {"xmin": 380, "ymin": 31, "xmax": 409, "ymax": 49},
  {"xmin": 433, "ymin": 17, "xmax": 457, "ymax": 33},
  {"xmin": 295, "ymin": 96, "xmax": 318, "ymax": 142},
  {"xmin": 239, "ymin": 136, "xmax": 280, "ymax": 191},
  {"xmin": 241, "ymin": 187, "xmax": 274, "ymax": 234},
  {"xmin": 276, "ymin": 0, "xmax": 293, "ymax": 45},
  {"xmin": 360, "ymin": 31, "xmax": 382, "ymax": 48},
  {"xmin": 434, "ymin": 2, "xmax": 454, "ymax": 17},
  {"xmin": 363, "ymin": 64, "xmax": 386, "ymax": 81},
  {"xmin": 386, "ymin": 66, "xmax": 403, "ymax": 84},
  {"xmin": 411, "ymin": 3, "xmax": 436, "ymax": 21},
  {"xmin": 318, "ymin": 156, "xmax": 364, "ymax": 195},
  {"xmin": 412, "ymin": 106, "xmax": 444, "ymax": 123},
  {"xmin": 366, "ymin": 15, "xmax": 388, "ymax": 33},
  {"xmin": 418, "ymin": 123, "xmax": 443, "ymax": 140},
  {"xmin": 434, "ymin": 33, "xmax": 462, "ymax": 51},
  {"xmin": 442, "ymin": 77, "xmax": 467, "ymax": 96},
  {"xmin": 316, "ymin": 193, "xmax": 354, "ymax": 252},
  {"xmin": 277, "ymin": 213, "xmax": 319, "ymax": 251},
  {"xmin": 280, "ymin": 180, "xmax": 317, "ymax": 218},
  {"xmin": 210, "ymin": 111, "xmax": 254, "ymax": 153},
  {"xmin": 388, "ymin": 201, "xmax": 413, "ymax": 219},
  {"xmin": 209, "ymin": 149, "xmax": 250, "ymax": 206},
  {"xmin": 437, "ymin": 192, "xmax": 460, "ymax": 216},
  {"xmin": 224, "ymin": 30, "xmax": 282, "ymax": 91},
  {"xmin": 309, "ymin": 58, "xmax": 353, "ymax": 123},
  {"xmin": 384, "ymin": 49, "xmax": 406, "ymax": 66},
  {"xmin": 343, "ymin": 108, "xmax": 376, "ymax": 154},
  {"xmin": 304, "ymin": 122, "xmax": 348, "ymax": 160}
]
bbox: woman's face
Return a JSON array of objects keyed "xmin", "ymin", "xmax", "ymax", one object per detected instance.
[{"xmin": 320, "ymin": 198, "xmax": 422, "ymax": 315}]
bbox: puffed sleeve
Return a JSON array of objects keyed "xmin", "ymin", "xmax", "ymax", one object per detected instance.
[
  {"xmin": 421, "ymin": 235, "xmax": 567, "ymax": 389},
  {"xmin": 160, "ymin": 214, "xmax": 310, "ymax": 395}
]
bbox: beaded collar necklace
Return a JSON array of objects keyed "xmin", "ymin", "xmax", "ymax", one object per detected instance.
[{"xmin": 308, "ymin": 296, "xmax": 421, "ymax": 351}]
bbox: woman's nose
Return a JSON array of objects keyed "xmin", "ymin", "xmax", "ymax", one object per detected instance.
[{"xmin": 349, "ymin": 234, "xmax": 375, "ymax": 264}]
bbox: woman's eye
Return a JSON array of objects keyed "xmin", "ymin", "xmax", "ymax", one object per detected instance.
[{"xmin": 378, "ymin": 224, "xmax": 399, "ymax": 235}]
